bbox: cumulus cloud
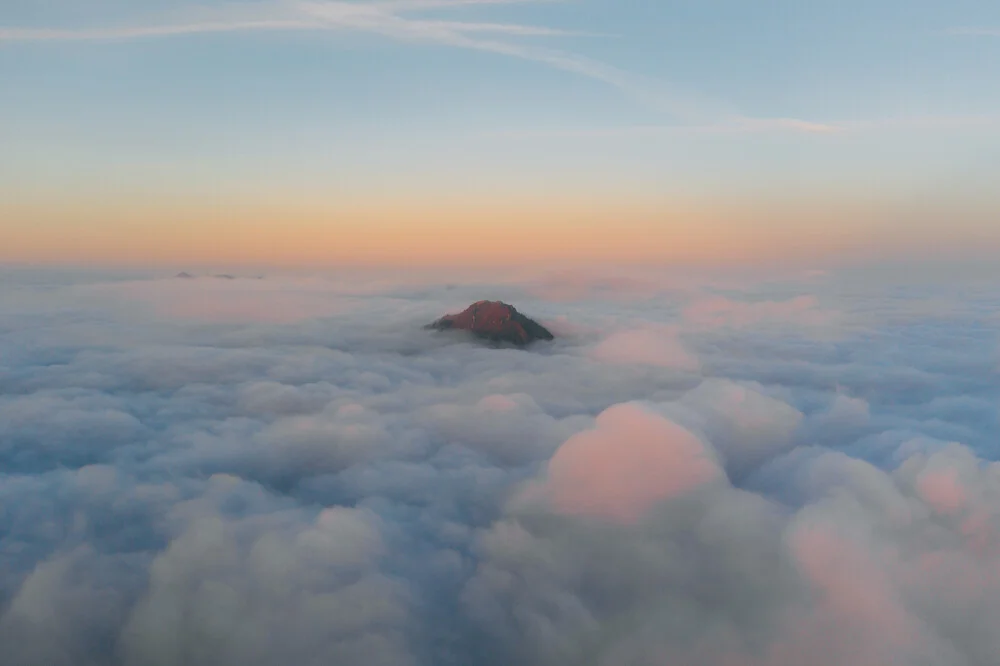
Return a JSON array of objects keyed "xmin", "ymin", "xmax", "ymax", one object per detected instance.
[
  {"xmin": 525, "ymin": 403, "xmax": 722, "ymax": 522},
  {"xmin": 1, "ymin": 265, "xmax": 999, "ymax": 665},
  {"xmin": 589, "ymin": 326, "xmax": 700, "ymax": 372},
  {"xmin": 669, "ymin": 379, "xmax": 804, "ymax": 476},
  {"xmin": 466, "ymin": 430, "xmax": 1000, "ymax": 666},
  {"xmin": 120, "ymin": 489, "xmax": 412, "ymax": 666}
]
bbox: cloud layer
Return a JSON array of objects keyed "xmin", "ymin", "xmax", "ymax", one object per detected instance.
[{"xmin": 1, "ymin": 265, "xmax": 999, "ymax": 665}]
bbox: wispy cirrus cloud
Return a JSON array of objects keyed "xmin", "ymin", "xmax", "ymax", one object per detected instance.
[
  {"xmin": 4, "ymin": 3, "xmax": 996, "ymax": 138},
  {"xmin": 377, "ymin": 0, "xmax": 565, "ymax": 8},
  {"xmin": 947, "ymin": 27, "xmax": 1000, "ymax": 36},
  {"xmin": 0, "ymin": 20, "xmax": 316, "ymax": 42},
  {"xmin": 481, "ymin": 114, "xmax": 1000, "ymax": 138},
  {"xmin": 291, "ymin": 0, "xmax": 726, "ymax": 121},
  {"xmin": 0, "ymin": 16, "xmax": 584, "ymax": 42},
  {"xmin": 0, "ymin": 0, "xmax": 839, "ymax": 127},
  {"xmin": 0, "ymin": 0, "xmax": 729, "ymax": 122},
  {"xmin": 0, "ymin": 0, "xmax": 582, "ymax": 42}
]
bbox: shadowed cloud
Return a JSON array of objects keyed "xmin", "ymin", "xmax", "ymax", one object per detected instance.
[{"xmin": 0, "ymin": 267, "xmax": 999, "ymax": 665}]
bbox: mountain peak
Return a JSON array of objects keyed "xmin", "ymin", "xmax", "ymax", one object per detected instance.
[{"xmin": 428, "ymin": 301, "xmax": 554, "ymax": 347}]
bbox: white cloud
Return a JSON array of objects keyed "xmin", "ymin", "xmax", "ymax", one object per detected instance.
[
  {"xmin": 589, "ymin": 326, "xmax": 700, "ymax": 372},
  {"xmin": 683, "ymin": 294, "xmax": 840, "ymax": 329},
  {"xmin": 528, "ymin": 402, "xmax": 723, "ymax": 522},
  {"xmin": 948, "ymin": 27, "xmax": 1000, "ymax": 37},
  {"xmin": 481, "ymin": 114, "xmax": 1000, "ymax": 138},
  {"xmin": 0, "ymin": 20, "xmax": 316, "ymax": 42},
  {"xmin": 1, "ymin": 266, "xmax": 1000, "ymax": 664}
]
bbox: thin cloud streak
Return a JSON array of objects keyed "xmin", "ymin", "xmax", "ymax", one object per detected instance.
[
  {"xmin": 4, "ymin": 5, "xmax": 995, "ymax": 136},
  {"xmin": 947, "ymin": 27, "xmax": 1000, "ymax": 36},
  {"xmin": 0, "ymin": 0, "xmax": 832, "ymax": 128},
  {"xmin": 377, "ymin": 0, "xmax": 565, "ymax": 8},
  {"xmin": 294, "ymin": 0, "xmax": 724, "ymax": 120},
  {"xmin": 407, "ymin": 21, "xmax": 592, "ymax": 35},
  {"xmin": 0, "ymin": 2, "xmax": 584, "ymax": 42},
  {"xmin": 0, "ymin": 21, "xmax": 319, "ymax": 42},
  {"xmin": 0, "ymin": 0, "xmax": 723, "ymax": 122},
  {"xmin": 481, "ymin": 114, "xmax": 1000, "ymax": 139}
]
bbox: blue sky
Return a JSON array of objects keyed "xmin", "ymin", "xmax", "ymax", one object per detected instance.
[{"xmin": 1, "ymin": 0, "xmax": 999, "ymax": 265}]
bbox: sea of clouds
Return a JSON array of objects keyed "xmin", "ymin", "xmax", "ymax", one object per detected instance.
[{"xmin": 1, "ymin": 262, "xmax": 999, "ymax": 666}]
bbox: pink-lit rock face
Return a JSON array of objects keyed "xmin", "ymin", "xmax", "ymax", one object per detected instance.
[
  {"xmin": 428, "ymin": 301, "xmax": 554, "ymax": 346},
  {"xmin": 543, "ymin": 403, "xmax": 722, "ymax": 523}
]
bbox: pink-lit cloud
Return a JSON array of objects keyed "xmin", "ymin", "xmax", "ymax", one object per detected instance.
[
  {"xmin": 917, "ymin": 467, "xmax": 969, "ymax": 516},
  {"xmin": 476, "ymin": 394, "xmax": 521, "ymax": 413},
  {"xmin": 79, "ymin": 277, "xmax": 359, "ymax": 323},
  {"xmin": 589, "ymin": 326, "xmax": 700, "ymax": 372},
  {"xmin": 683, "ymin": 294, "xmax": 838, "ymax": 329},
  {"xmin": 538, "ymin": 403, "xmax": 722, "ymax": 522},
  {"xmin": 776, "ymin": 522, "xmax": 933, "ymax": 666}
]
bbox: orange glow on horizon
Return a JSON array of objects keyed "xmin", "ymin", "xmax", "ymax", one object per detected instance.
[{"xmin": 2, "ymin": 194, "xmax": 997, "ymax": 268}]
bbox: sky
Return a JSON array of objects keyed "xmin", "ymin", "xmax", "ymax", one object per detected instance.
[
  {"xmin": 2, "ymin": 0, "xmax": 999, "ymax": 266},
  {"xmin": 2, "ymin": 263, "xmax": 1000, "ymax": 665}
]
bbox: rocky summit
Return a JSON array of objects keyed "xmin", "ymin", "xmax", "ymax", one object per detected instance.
[{"xmin": 427, "ymin": 301, "xmax": 554, "ymax": 347}]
